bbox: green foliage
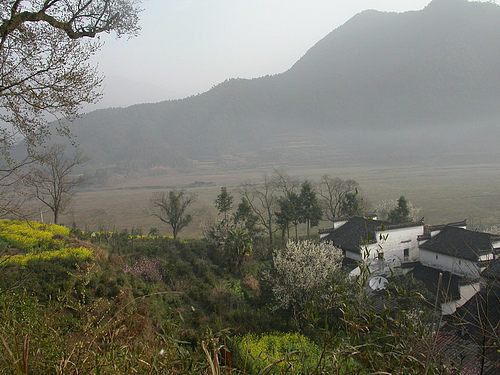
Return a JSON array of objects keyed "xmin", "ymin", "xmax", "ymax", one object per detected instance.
[
  {"xmin": 234, "ymin": 197, "xmax": 261, "ymax": 239},
  {"xmin": 299, "ymin": 180, "xmax": 322, "ymax": 236},
  {"xmin": 340, "ymin": 191, "xmax": 363, "ymax": 217},
  {"xmin": 215, "ymin": 187, "xmax": 234, "ymax": 219},
  {"xmin": 0, "ymin": 292, "xmax": 64, "ymax": 374},
  {"xmin": 232, "ymin": 332, "xmax": 323, "ymax": 374},
  {"xmin": 0, "ymin": 220, "xmax": 450, "ymax": 374},
  {"xmin": 388, "ymin": 196, "xmax": 412, "ymax": 223},
  {"xmin": 232, "ymin": 331, "xmax": 363, "ymax": 374},
  {"xmin": 206, "ymin": 191, "xmax": 264, "ymax": 274},
  {"xmin": 275, "ymin": 192, "xmax": 302, "ymax": 239},
  {"xmin": 151, "ymin": 190, "xmax": 196, "ymax": 239}
]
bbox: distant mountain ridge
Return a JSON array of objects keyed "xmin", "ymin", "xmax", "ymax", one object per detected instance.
[{"xmin": 66, "ymin": 0, "xmax": 500, "ymax": 170}]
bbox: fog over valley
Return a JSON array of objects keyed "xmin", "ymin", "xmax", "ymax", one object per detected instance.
[
  {"xmin": 44, "ymin": 0, "xmax": 500, "ymax": 231},
  {"xmin": 3, "ymin": 2, "xmax": 500, "ymax": 373}
]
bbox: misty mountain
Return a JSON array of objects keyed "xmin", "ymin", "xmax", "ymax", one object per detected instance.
[
  {"xmin": 66, "ymin": 0, "xmax": 500, "ymax": 170},
  {"xmin": 81, "ymin": 75, "xmax": 187, "ymax": 113}
]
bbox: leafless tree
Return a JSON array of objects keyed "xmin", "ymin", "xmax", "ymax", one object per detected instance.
[
  {"xmin": 0, "ymin": 155, "xmax": 36, "ymax": 218},
  {"xmin": 238, "ymin": 175, "xmax": 279, "ymax": 245},
  {"xmin": 150, "ymin": 190, "xmax": 196, "ymax": 239},
  {"xmin": 273, "ymin": 169, "xmax": 300, "ymax": 197},
  {"xmin": 318, "ymin": 175, "xmax": 359, "ymax": 223},
  {"xmin": 26, "ymin": 144, "xmax": 89, "ymax": 224}
]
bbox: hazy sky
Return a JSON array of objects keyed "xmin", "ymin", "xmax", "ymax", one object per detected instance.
[{"xmin": 91, "ymin": 0, "xmax": 485, "ymax": 105}]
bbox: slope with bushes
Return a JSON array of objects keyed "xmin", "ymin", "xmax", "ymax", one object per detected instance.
[{"xmin": 0, "ymin": 221, "xmax": 452, "ymax": 374}]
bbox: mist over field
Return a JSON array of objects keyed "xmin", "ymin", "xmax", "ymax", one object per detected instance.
[
  {"xmin": 5, "ymin": 2, "xmax": 500, "ymax": 374},
  {"xmin": 51, "ymin": 0, "xmax": 500, "ymax": 233}
]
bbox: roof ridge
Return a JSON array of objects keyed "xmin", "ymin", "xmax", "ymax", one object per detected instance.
[{"xmin": 377, "ymin": 218, "xmax": 424, "ymax": 231}]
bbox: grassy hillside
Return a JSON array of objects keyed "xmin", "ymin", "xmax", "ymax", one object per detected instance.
[{"xmin": 0, "ymin": 219, "xmax": 451, "ymax": 374}]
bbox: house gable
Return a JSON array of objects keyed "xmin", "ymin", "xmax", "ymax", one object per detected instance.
[
  {"xmin": 321, "ymin": 216, "xmax": 424, "ymax": 273},
  {"xmin": 420, "ymin": 226, "xmax": 493, "ymax": 261},
  {"xmin": 419, "ymin": 226, "xmax": 498, "ymax": 279}
]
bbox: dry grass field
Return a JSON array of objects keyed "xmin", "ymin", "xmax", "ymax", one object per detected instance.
[{"xmin": 54, "ymin": 158, "xmax": 500, "ymax": 238}]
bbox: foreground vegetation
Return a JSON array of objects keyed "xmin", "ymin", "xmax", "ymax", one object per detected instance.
[{"xmin": 0, "ymin": 219, "xmax": 459, "ymax": 374}]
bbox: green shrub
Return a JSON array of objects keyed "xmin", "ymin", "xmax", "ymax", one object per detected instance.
[
  {"xmin": 232, "ymin": 332, "xmax": 323, "ymax": 374},
  {"xmin": 0, "ymin": 291, "xmax": 64, "ymax": 375}
]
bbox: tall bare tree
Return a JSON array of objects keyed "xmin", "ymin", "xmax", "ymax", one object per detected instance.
[
  {"xmin": 238, "ymin": 175, "xmax": 279, "ymax": 245},
  {"xmin": 273, "ymin": 169, "xmax": 300, "ymax": 197},
  {"xmin": 26, "ymin": 144, "xmax": 89, "ymax": 224},
  {"xmin": 150, "ymin": 190, "xmax": 196, "ymax": 239},
  {"xmin": 318, "ymin": 175, "xmax": 359, "ymax": 223}
]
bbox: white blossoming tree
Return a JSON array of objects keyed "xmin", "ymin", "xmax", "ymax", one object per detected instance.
[{"xmin": 270, "ymin": 239, "xmax": 344, "ymax": 326}]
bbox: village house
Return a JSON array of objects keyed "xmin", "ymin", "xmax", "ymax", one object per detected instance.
[
  {"xmin": 320, "ymin": 216, "xmax": 500, "ymax": 315},
  {"xmin": 414, "ymin": 222, "xmax": 500, "ymax": 314},
  {"xmin": 320, "ymin": 215, "xmax": 424, "ymax": 275},
  {"xmin": 320, "ymin": 216, "xmax": 500, "ymax": 371},
  {"xmin": 418, "ymin": 221, "xmax": 500, "ymax": 279}
]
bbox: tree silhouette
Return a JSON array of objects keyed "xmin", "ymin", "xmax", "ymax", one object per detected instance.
[{"xmin": 151, "ymin": 190, "xmax": 196, "ymax": 239}]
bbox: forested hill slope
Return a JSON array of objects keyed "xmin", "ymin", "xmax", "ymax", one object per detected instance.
[
  {"xmin": 282, "ymin": 0, "xmax": 500, "ymax": 128},
  {"xmin": 68, "ymin": 0, "xmax": 500, "ymax": 169}
]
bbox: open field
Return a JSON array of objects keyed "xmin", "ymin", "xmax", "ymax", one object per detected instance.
[{"xmin": 52, "ymin": 157, "xmax": 500, "ymax": 238}]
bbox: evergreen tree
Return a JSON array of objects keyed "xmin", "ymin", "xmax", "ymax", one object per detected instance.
[
  {"xmin": 300, "ymin": 181, "xmax": 322, "ymax": 237},
  {"xmin": 388, "ymin": 196, "xmax": 411, "ymax": 224},
  {"xmin": 215, "ymin": 186, "xmax": 233, "ymax": 224},
  {"xmin": 340, "ymin": 192, "xmax": 363, "ymax": 217},
  {"xmin": 276, "ymin": 193, "xmax": 302, "ymax": 240},
  {"xmin": 234, "ymin": 198, "xmax": 260, "ymax": 237}
]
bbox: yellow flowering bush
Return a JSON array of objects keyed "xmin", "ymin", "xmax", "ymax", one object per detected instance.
[
  {"xmin": 2, "ymin": 247, "xmax": 93, "ymax": 266},
  {"xmin": 0, "ymin": 220, "xmax": 70, "ymax": 250}
]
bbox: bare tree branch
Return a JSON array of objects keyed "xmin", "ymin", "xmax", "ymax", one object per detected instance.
[
  {"xmin": 24, "ymin": 143, "xmax": 89, "ymax": 223},
  {"xmin": 0, "ymin": 0, "xmax": 141, "ymax": 215},
  {"xmin": 318, "ymin": 175, "xmax": 359, "ymax": 223}
]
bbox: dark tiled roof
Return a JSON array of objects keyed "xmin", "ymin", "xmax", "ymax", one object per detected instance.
[
  {"xmin": 378, "ymin": 218, "xmax": 424, "ymax": 231},
  {"xmin": 322, "ymin": 216, "xmax": 423, "ymax": 254},
  {"xmin": 452, "ymin": 289, "xmax": 500, "ymax": 342},
  {"xmin": 428, "ymin": 220, "xmax": 468, "ymax": 233},
  {"xmin": 341, "ymin": 257, "xmax": 359, "ymax": 271},
  {"xmin": 432, "ymin": 328, "xmax": 482, "ymax": 375},
  {"xmin": 318, "ymin": 228, "xmax": 333, "ymax": 235},
  {"xmin": 411, "ymin": 264, "xmax": 461, "ymax": 302},
  {"xmin": 430, "ymin": 327, "xmax": 491, "ymax": 375},
  {"xmin": 322, "ymin": 216, "xmax": 386, "ymax": 253},
  {"xmin": 418, "ymin": 220, "xmax": 467, "ymax": 241},
  {"xmin": 482, "ymin": 257, "xmax": 500, "ymax": 280},
  {"xmin": 444, "ymin": 289, "xmax": 500, "ymax": 375},
  {"xmin": 420, "ymin": 226, "xmax": 494, "ymax": 261}
]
